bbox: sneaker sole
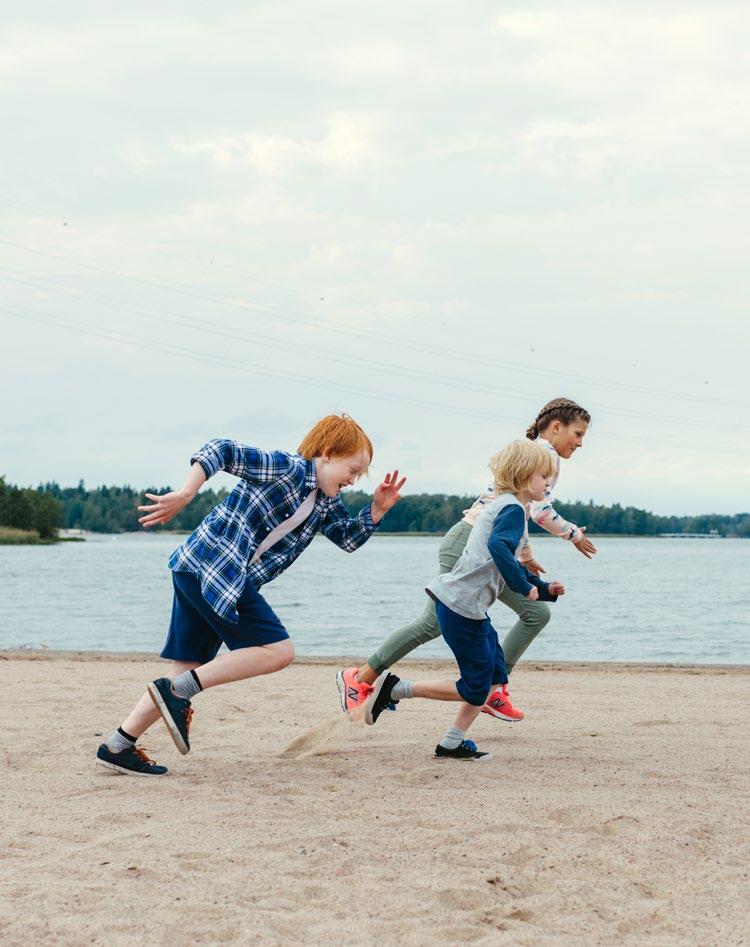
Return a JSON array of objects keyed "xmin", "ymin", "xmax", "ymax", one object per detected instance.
[
  {"xmin": 335, "ymin": 671, "xmax": 348, "ymax": 713},
  {"xmin": 482, "ymin": 707, "xmax": 524, "ymax": 722},
  {"xmin": 364, "ymin": 673, "xmax": 392, "ymax": 726},
  {"xmin": 147, "ymin": 682, "xmax": 190, "ymax": 755},
  {"xmin": 434, "ymin": 752, "xmax": 493, "ymax": 762},
  {"xmin": 96, "ymin": 758, "xmax": 168, "ymax": 777}
]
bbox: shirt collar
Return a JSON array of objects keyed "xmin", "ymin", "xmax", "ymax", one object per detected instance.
[{"xmin": 304, "ymin": 458, "xmax": 319, "ymax": 494}]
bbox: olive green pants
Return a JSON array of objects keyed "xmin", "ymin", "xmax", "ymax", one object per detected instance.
[{"xmin": 367, "ymin": 520, "xmax": 552, "ymax": 676}]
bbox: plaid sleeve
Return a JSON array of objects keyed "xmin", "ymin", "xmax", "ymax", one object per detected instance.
[
  {"xmin": 320, "ymin": 498, "xmax": 379, "ymax": 552},
  {"xmin": 190, "ymin": 439, "xmax": 296, "ymax": 483}
]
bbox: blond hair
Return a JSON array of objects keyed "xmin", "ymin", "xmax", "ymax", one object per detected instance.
[
  {"xmin": 298, "ymin": 413, "xmax": 373, "ymax": 467},
  {"xmin": 489, "ymin": 439, "xmax": 556, "ymax": 495}
]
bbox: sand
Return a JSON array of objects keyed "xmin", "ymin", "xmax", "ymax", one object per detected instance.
[{"xmin": 1, "ymin": 651, "xmax": 748, "ymax": 946}]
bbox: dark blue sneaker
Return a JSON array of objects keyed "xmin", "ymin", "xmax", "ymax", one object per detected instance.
[
  {"xmin": 96, "ymin": 743, "xmax": 168, "ymax": 776},
  {"xmin": 147, "ymin": 677, "xmax": 193, "ymax": 755},
  {"xmin": 364, "ymin": 672, "xmax": 400, "ymax": 725},
  {"xmin": 435, "ymin": 739, "xmax": 492, "ymax": 761}
]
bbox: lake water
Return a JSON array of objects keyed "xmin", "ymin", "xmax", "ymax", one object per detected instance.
[{"xmin": 1, "ymin": 534, "xmax": 748, "ymax": 664}]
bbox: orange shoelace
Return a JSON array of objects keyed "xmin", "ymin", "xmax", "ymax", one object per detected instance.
[{"xmin": 134, "ymin": 747, "xmax": 156, "ymax": 765}]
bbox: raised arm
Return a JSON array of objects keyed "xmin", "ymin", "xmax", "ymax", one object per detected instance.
[
  {"xmin": 138, "ymin": 460, "xmax": 207, "ymax": 528},
  {"xmin": 190, "ymin": 439, "xmax": 295, "ymax": 483},
  {"xmin": 322, "ymin": 469, "xmax": 406, "ymax": 550}
]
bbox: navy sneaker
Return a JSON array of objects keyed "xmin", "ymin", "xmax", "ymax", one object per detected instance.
[
  {"xmin": 434, "ymin": 739, "xmax": 492, "ymax": 761},
  {"xmin": 96, "ymin": 743, "xmax": 168, "ymax": 776},
  {"xmin": 364, "ymin": 672, "xmax": 400, "ymax": 725},
  {"xmin": 147, "ymin": 677, "xmax": 193, "ymax": 754}
]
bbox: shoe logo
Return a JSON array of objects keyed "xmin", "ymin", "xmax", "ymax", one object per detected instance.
[
  {"xmin": 489, "ymin": 698, "xmax": 505, "ymax": 708},
  {"xmin": 347, "ymin": 687, "xmax": 360, "ymax": 702}
]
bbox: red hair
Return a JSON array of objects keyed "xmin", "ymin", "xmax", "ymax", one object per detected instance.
[{"xmin": 298, "ymin": 413, "xmax": 373, "ymax": 464}]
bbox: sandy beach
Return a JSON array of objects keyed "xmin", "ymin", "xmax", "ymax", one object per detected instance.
[{"xmin": 1, "ymin": 651, "xmax": 747, "ymax": 946}]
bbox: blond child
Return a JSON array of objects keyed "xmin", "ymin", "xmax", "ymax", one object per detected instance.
[{"xmin": 364, "ymin": 439, "xmax": 564, "ymax": 760}]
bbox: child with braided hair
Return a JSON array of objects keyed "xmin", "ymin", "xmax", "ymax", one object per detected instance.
[{"xmin": 337, "ymin": 397, "xmax": 596, "ymax": 722}]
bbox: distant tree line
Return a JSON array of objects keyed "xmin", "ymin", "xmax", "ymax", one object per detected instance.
[
  {"xmin": 0, "ymin": 477, "xmax": 61, "ymax": 539},
  {"xmin": 2, "ymin": 480, "xmax": 749, "ymax": 538},
  {"xmin": 339, "ymin": 492, "xmax": 750, "ymax": 538},
  {"xmin": 35, "ymin": 481, "xmax": 229, "ymax": 534}
]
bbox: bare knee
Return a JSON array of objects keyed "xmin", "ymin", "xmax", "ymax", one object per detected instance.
[{"xmin": 270, "ymin": 639, "xmax": 295, "ymax": 670}]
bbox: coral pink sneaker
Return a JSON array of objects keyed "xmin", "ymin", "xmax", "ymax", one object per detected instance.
[
  {"xmin": 336, "ymin": 667, "xmax": 373, "ymax": 714},
  {"xmin": 482, "ymin": 685, "xmax": 524, "ymax": 722}
]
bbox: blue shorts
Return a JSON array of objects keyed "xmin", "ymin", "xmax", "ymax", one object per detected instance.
[
  {"xmin": 160, "ymin": 570, "xmax": 289, "ymax": 665},
  {"xmin": 435, "ymin": 600, "xmax": 508, "ymax": 705}
]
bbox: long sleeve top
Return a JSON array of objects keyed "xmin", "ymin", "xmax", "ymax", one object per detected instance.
[
  {"xmin": 461, "ymin": 438, "xmax": 581, "ymax": 562},
  {"xmin": 428, "ymin": 494, "xmax": 557, "ymax": 620},
  {"xmin": 168, "ymin": 439, "xmax": 379, "ymax": 623}
]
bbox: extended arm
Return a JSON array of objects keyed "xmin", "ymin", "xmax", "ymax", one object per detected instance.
[
  {"xmin": 487, "ymin": 505, "xmax": 557, "ymax": 600},
  {"xmin": 323, "ymin": 469, "xmax": 406, "ymax": 549},
  {"xmin": 138, "ymin": 460, "xmax": 207, "ymax": 528},
  {"xmin": 191, "ymin": 439, "xmax": 295, "ymax": 483},
  {"xmin": 529, "ymin": 498, "xmax": 597, "ymax": 559}
]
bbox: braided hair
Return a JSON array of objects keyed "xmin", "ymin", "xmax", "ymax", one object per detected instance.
[{"xmin": 526, "ymin": 397, "xmax": 591, "ymax": 440}]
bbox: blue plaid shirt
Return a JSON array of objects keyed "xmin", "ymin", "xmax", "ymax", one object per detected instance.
[{"xmin": 169, "ymin": 439, "xmax": 380, "ymax": 623}]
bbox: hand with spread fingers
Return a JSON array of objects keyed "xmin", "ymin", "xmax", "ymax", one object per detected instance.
[
  {"xmin": 138, "ymin": 489, "xmax": 193, "ymax": 528},
  {"xmin": 371, "ymin": 470, "xmax": 407, "ymax": 522}
]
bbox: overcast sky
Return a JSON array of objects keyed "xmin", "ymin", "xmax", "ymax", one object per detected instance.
[{"xmin": 1, "ymin": 2, "xmax": 748, "ymax": 515}]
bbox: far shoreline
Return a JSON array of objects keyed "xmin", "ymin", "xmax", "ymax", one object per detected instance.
[{"xmin": 1, "ymin": 648, "xmax": 748, "ymax": 674}]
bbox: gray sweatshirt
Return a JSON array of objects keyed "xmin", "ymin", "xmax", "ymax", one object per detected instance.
[{"xmin": 427, "ymin": 493, "xmax": 555, "ymax": 620}]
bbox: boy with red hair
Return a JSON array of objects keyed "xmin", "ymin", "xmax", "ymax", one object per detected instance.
[{"xmin": 96, "ymin": 414, "xmax": 405, "ymax": 776}]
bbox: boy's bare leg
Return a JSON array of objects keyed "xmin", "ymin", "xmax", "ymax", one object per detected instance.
[
  {"xmin": 121, "ymin": 660, "xmax": 199, "ymax": 738},
  {"xmin": 120, "ymin": 640, "xmax": 294, "ymax": 738},
  {"xmin": 411, "ymin": 679, "xmax": 464, "ymax": 701},
  {"xmin": 451, "ymin": 700, "xmax": 484, "ymax": 731},
  {"xmin": 196, "ymin": 639, "xmax": 294, "ymax": 689}
]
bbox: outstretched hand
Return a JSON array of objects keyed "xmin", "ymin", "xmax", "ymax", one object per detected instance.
[
  {"xmin": 372, "ymin": 470, "xmax": 407, "ymax": 522},
  {"xmin": 138, "ymin": 489, "xmax": 191, "ymax": 528},
  {"xmin": 574, "ymin": 526, "xmax": 597, "ymax": 559},
  {"xmin": 525, "ymin": 558, "xmax": 546, "ymax": 576}
]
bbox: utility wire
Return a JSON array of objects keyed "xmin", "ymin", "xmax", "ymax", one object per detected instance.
[
  {"xmin": 0, "ymin": 265, "xmax": 743, "ymax": 434},
  {"xmin": 1, "ymin": 231, "xmax": 746, "ymax": 411},
  {"xmin": 3, "ymin": 303, "xmax": 746, "ymax": 457}
]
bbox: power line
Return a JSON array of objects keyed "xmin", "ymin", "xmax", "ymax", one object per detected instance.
[
  {"xmin": 3, "ymin": 303, "xmax": 747, "ymax": 457},
  {"xmin": 1, "ymin": 230, "xmax": 746, "ymax": 411},
  {"xmin": 0, "ymin": 264, "xmax": 744, "ymax": 434}
]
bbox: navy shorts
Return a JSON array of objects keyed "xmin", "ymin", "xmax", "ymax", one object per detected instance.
[
  {"xmin": 160, "ymin": 570, "xmax": 289, "ymax": 665},
  {"xmin": 435, "ymin": 599, "xmax": 508, "ymax": 705}
]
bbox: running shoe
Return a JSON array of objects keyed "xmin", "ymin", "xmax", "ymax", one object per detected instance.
[
  {"xmin": 363, "ymin": 672, "xmax": 400, "ymax": 725},
  {"xmin": 482, "ymin": 684, "xmax": 524, "ymax": 722},
  {"xmin": 335, "ymin": 667, "xmax": 372, "ymax": 714},
  {"xmin": 147, "ymin": 677, "xmax": 193, "ymax": 754},
  {"xmin": 434, "ymin": 739, "xmax": 492, "ymax": 761},
  {"xmin": 96, "ymin": 743, "xmax": 168, "ymax": 776}
]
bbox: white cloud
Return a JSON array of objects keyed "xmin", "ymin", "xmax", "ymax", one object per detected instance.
[{"xmin": 173, "ymin": 113, "xmax": 388, "ymax": 174}]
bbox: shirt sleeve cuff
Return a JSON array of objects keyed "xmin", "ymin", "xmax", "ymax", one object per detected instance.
[
  {"xmin": 361, "ymin": 504, "xmax": 380, "ymax": 531},
  {"xmin": 190, "ymin": 446, "xmax": 220, "ymax": 479}
]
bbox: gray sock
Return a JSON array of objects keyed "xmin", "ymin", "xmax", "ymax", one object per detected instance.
[
  {"xmin": 390, "ymin": 679, "xmax": 414, "ymax": 700},
  {"xmin": 171, "ymin": 669, "xmax": 202, "ymax": 700},
  {"xmin": 106, "ymin": 727, "xmax": 136, "ymax": 753},
  {"xmin": 439, "ymin": 726, "xmax": 465, "ymax": 750}
]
